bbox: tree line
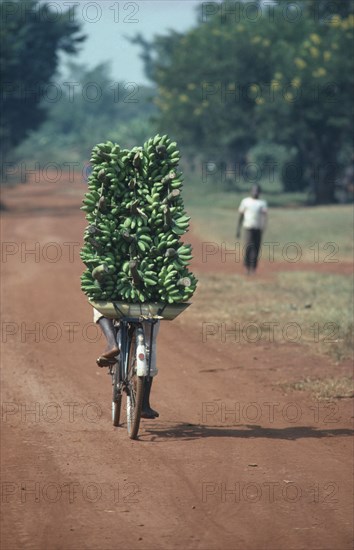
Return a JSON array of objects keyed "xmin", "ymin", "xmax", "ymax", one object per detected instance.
[{"xmin": 1, "ymin": 0, "xmax": 353, "ymax": 203}]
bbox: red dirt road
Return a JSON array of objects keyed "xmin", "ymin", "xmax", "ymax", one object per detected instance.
[{"xmin": 1, "ymin": 180, "xmax": 353, "ymax": 550}]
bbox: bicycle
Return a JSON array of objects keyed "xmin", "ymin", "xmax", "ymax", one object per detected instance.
[{"xmin": 91, "ymin": 300, "xmax": 190, "ymax": 440}]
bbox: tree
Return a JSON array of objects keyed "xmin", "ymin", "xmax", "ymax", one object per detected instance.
[
  {"xmin": 135, "ymin": 0, "xmax": 354, "ymax": 203},
  {"xmin": 131, "ymin": 13, "xmax": 270, "ymax": 166},
  {"xmin": 254, "ymin": 0, "xmax": 354, "ymax": 202},
  {"xmin": 0, "ymin": 0, "xmax": 85, "ymax": 163}
]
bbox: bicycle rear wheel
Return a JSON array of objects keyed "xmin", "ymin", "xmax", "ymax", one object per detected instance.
[{"xmin": 125, "ymin": 329, "xmax": 145, "ymax": 439}]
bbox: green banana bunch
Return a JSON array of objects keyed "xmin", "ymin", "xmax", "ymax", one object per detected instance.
[{"xmin": 80, "ymin": 135, "xmax": 198, "ymax": 304}]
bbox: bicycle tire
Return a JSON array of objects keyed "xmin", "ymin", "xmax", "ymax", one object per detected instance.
[
  {"xmin": 112, "ymin": 360, "xmax": 122, "ymax": 427},
  {"xmin": 112, "ymin": 395, "xmax": 122, "ymax": 427},
  {"xmin": 125, "ymin": 330, "xmax": 145, "ymax": 440}
]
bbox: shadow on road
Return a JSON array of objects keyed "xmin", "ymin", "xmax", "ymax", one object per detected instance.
[{"xmin": 142, "ymin": 423, "xmax": 354, "ymax": 442}]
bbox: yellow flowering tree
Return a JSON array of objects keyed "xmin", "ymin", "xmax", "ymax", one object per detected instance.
[
  {"xmin": 135, "ymin": 0, "xmax": 354, "ymax": 202},
  {"xmin": 253, "ymin": 0, "xmax": 354, "ymax": 201}
]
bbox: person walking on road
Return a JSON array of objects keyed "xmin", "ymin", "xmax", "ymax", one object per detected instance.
[{"xmin": 236, "ymin": 184, "xmax": 267, "ymax": 274}]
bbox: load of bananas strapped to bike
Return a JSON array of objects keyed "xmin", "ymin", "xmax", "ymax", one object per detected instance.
[{"xmin": 80, "ymin": 134, "xmax": 197, "ymax": 439}]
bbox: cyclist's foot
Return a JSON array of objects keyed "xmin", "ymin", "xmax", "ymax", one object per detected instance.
[
  {"xmin": 96, "ymin": 355, "xmax": 117, "ymax": 368},
  {"xmin": 100, "ymin": 345, "xmax": 119, "ymax": 359},
  {"xmin": 141, "ymin": 406, "xmax": 159, "ymax": 419}
]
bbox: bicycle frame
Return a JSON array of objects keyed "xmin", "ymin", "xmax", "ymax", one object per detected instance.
[
  {"xmin": 109, "ymin": 316, "xmax": 160, "ymax": 438},
  {"xmin": 90, "ymin": 299, "xmax": 190, "ymax": 438}
]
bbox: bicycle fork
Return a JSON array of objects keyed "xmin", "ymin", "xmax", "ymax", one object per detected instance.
[{"xmin": 135, "ymin": 327, "xmax": 148, "ymax": 376}]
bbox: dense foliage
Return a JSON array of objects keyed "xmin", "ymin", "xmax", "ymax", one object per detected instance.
[
  {"xmin": 0, "ymin": 0, "xmax": 85, "ymax": 162},
  {"xmin": 134, "ymin": 0, "xmax": 354, "ymax": 203}
]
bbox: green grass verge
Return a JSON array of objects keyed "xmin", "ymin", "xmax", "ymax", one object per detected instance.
[
  {"xmin": 281, "ymin": 377, "xmax": 353, "ymax": 401},
  {"xmin": 189, "ymin": 271, "xmax": 353, "ymax": 363}
]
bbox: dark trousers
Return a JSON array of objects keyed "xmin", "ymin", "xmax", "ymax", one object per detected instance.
[{"xmin": 244, "ymin": 228, "xmax": 262, "ymax": 270}]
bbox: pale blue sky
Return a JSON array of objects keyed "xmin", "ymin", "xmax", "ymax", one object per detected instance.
[{"xmin": 60, "ymin": 1, "xmax": 206, "ymax": 84}]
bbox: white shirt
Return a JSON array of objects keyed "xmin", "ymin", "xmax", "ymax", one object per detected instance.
[{"xmin": 239, "ymin": 197, "xmax": 267, "ymax": 230}]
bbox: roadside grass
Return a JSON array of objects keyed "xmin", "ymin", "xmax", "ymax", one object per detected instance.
[
  {"xmin": 184, "ymin": 178, "xmax": 309, "ymax": 209},
  {"xmin": 184, "ymin": 183, "xmax": 354, "ymax": 262},
  {"xmin": 280, "ymin": 376, "xmax": 354, "ymax": 401},
  {"xmin": 187, "ymin": 270, "xmax": 353, "ymax": 364}
]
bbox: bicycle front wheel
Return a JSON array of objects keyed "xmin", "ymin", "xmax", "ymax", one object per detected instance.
[
  {"xmin": 112, "ymin": 361, "xmax": 122, "ymax": 427},
  {"xmin": 112, "ymin": 396, "xmax": 122, "ymax": 427},
  {"xmin": 125, "ymin": 328, "xmax": 145, "ymax": 439}
]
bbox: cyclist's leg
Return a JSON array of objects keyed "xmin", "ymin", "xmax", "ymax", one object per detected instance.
[
  {"xmin": 141, "ymin": 321, "xmax": 160, "ymax": 418},
  {"xmin": 93, "ymin": 308, "xmax": 119, "ymax": 360}
]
